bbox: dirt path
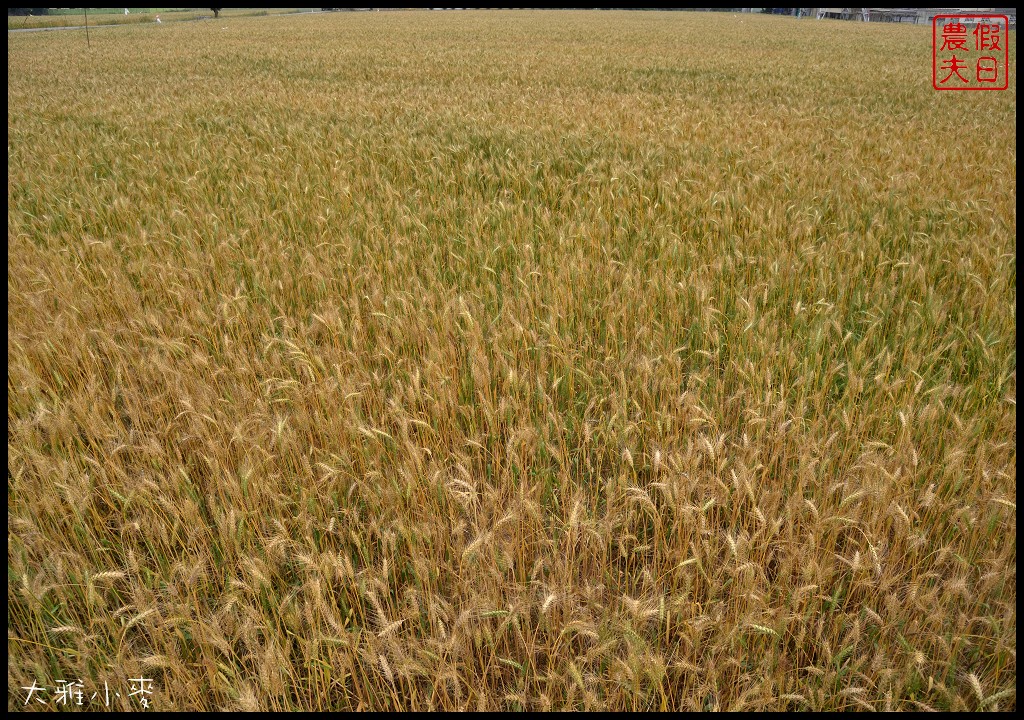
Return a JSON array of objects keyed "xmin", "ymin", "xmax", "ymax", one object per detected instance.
[{"xmin": 8, "ymin": 10, "xmax": 324, "ymax": 34}]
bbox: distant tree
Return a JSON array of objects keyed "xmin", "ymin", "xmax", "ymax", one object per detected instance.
[{"xmin": 211, "ymin": 8, "xmax": 221, "ymax": 19}]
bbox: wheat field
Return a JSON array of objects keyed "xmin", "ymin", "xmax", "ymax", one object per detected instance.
[{"xmin": 7, "ymin": 11, "xmax": 1016, "ymax": 711}]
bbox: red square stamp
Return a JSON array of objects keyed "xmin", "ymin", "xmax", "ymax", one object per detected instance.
[{"xmin": 933, "ymin": 14, "xmax": 1010, "ymax": 90}]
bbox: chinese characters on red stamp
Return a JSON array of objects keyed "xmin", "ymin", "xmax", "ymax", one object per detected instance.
[{"xmin": 933, "ymin": 14, "xmax": 1010, "ymax": 90}]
